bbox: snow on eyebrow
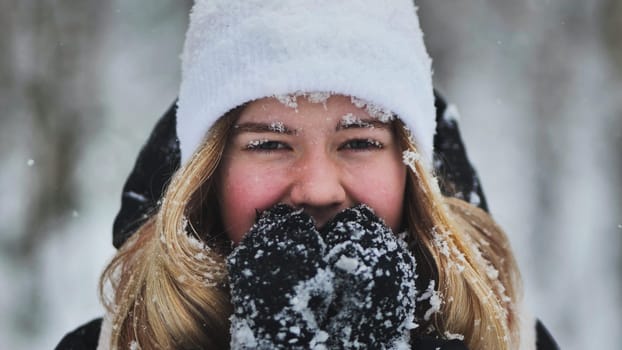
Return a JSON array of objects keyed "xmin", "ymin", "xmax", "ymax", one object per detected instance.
[
  {"xmin": 269, "ymin": 121, "xmax": 286, "ymax": 133},
  {"xmin": 341, "ymin": 113, "xmax": 360, "ymax": 127},
  {"xmin": 234, "ymin": 122, "xmax": 296, "ymax": 134},
  {"xmin": 339, "ymin": 113, "xmax": 389, "ymax": 129}
]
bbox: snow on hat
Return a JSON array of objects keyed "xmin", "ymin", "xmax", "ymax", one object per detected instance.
[{"xmin": 177, "ymin": 0, "xmax": 436, "ymax": 165}]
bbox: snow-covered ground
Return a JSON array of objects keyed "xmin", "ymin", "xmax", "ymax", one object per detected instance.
[{"xmin": 1, "ymin": 1, "xmax": 620, "ymax": 349}]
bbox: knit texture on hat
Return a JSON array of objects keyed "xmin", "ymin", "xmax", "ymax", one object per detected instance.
[{"xmin": 177, "ymin": 0, "xmax": 436, "ymax": 165}]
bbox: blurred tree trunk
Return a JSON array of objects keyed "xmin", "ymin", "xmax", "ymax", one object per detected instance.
[
  {"xmin": 0, "ymin": 1, "xmax": 12, "ymax": 92},
  {"xmin": 603, "ymin": 0, "xmax": 622, "ymax": 77},
  {"xmin": 602, "ymin": 0, "xmax": 622, "ymax": 294},
  {"xmin": 1, "ymin": 0, "xmax": 108, "ymax": 335}
]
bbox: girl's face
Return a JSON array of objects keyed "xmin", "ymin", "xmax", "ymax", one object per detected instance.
[{"xmin": 217, "ymin": 95, "xmax": 407, "ymax": 243}]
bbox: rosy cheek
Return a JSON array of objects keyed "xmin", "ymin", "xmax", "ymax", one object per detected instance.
[
  {"xmin": 220, "ymin": 167, "xmax": 289, "ymax": 243},
  {"xmin": 354, "ymin": 168, "xmax": 405, "ymax": 231}
]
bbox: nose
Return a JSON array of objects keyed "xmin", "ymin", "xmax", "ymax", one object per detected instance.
[{"xmin": 288, "ymin": 153, "xmax": 348, "ymax": 227}]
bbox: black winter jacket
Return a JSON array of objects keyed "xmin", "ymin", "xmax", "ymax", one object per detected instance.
[{"xmin": 56, "ymin": 92, "xmax": 559, "ymax": 350}]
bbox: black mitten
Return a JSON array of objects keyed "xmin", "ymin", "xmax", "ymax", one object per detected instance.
[
  {"xmin": 321, "ymin": 204, "xmax": 418, "ymax": 349},
  {"xmin": 227, "ymin": 204, "xmax": 334, "ymax": 349}
]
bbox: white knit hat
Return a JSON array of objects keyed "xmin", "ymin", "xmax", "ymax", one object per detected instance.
[{"xmin": 177, "ymin": 0, "xmax": 435, "ymax": 165}]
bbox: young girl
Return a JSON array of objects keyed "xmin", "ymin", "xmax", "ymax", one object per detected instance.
[{"xmin": 58, "ymin": 1, "xmax": 559, "ymax": 349}]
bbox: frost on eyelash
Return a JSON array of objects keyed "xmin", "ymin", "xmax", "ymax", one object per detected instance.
[
  {"xmin": 368, "ymin": 140, "xmax": 383, "ymax": 148},
  {"xmin": 247, "ymin": 139, "xmax": 269, "ymax": 148}
]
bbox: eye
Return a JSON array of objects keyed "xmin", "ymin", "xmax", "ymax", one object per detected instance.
[
  {"xmin": 245, "ymin": 139, "xmax": 291, "ymax": 151},
  {"xmin": 340, "ymin": 138, "xmax": 384, "ymax": 151}
]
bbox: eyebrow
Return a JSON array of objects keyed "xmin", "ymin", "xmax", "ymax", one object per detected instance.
[
  {"xmin": 233, "ymin": 118, "xmax": 392, "ymax": 135},
  {"xmin": 335, "ymin": 118, "xmax": 391, "ymax": 131},
  {"xmin": 233, "ymin": 122, "xmax": 297, "ymax": 135}
]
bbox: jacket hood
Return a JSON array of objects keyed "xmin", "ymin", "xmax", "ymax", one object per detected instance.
[{"xmin": 112, "ymin": 90, "xmax": 488, "ymax": 249}]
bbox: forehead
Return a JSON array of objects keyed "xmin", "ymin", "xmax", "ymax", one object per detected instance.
[{"xmin": 238, "ymin": 94, "xmax": 377, "ymax": 124}]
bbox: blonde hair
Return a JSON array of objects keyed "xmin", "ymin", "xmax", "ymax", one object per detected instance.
[
  {"xmin": 100, "ymin": 115, "xmax": 522, "ymax": 349},
  {"xmin": 396, "ymin": 126, "xmax": 522, "ymax": 349}
]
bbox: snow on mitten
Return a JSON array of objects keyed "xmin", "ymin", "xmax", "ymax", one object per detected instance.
[
  {"xmin": 227, "ymin": 204, "xmax": 334, "ymax": 349},
  {"xmin": 321, "ymin": 204, "xmax": 418, "ymax": 349}
]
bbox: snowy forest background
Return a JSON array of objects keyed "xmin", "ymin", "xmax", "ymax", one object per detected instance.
[{"xmin": 1, "ymin": 0, "xmax": 620, "ymax": 348}]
